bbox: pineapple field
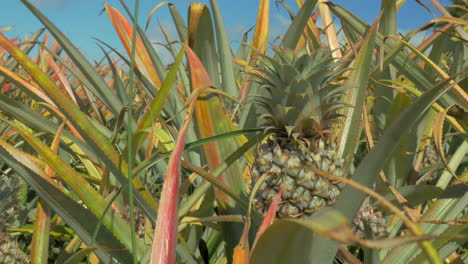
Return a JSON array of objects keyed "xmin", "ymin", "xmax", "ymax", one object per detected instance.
[{"xmin": 0, "ymin": 0, "xmax": 467, "ymax": 263}]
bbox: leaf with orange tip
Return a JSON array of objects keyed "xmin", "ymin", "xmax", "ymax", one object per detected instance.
[
  {"xmin": 104, "ymin": 3, "xmax": 161, "ymax": 89},
  {"xmin": 233, "ymin": 241, "xmax": 249, "ymax": 264},
  {"xmin": 396, "ymin": 0, "xmax": 407, "ymax": 10},
  {"xmin": 187, "ymin": 2, "xmax": 223, "ymax": 91},
  {"xmin": 20, "ymin": 0, "xmax": 123, "ymax": 115},
  {"xmin": 0, "ymin": 58, "xmax": 85, "ymax": 141},
  {"xmin": 233, "ymin": 200, "xmax": 252, "ymax": 264},
  {"xmin": 250, "ymin": 0, "xmax": 269, "ymax": 61},
  {"xmin": 234, "ymin": 171, "xmax": 284, "ymax": 264}
]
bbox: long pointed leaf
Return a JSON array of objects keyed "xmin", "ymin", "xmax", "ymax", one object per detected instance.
[
  {"xmin": 104, "ymin": 3, "xmax": 161, "ymax": 90},
  {"xmin": 209, "ymin": 0, "xmax": 238, "ymax": 97},
  {"xmin": 338, "ymin": 15, "xmax": 378, "ymax": 167},
  {"xmin": 20, "ymin": 0, "xmax": 123, "ymax": 115},
  {"xmin": 282, "ymin": 0, "xmax": 318, "ymax": 49},
  {"xmin": 150, "ymin": 87, "xmax": 197, "ymax": 264}
]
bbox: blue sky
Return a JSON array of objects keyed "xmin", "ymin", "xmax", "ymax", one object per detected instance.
[{"xmin": 1, "ymin": 0, "xmax": 451, "ymax": 61}]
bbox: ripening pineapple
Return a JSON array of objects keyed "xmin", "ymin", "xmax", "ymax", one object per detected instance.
[{"xmin": 251, "ymin": 47, "xmax": 348, "ymax": 218}]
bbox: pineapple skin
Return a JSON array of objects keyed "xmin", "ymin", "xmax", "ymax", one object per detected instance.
[
  {"xmin": 252, "ymin": 138, "xmax": 345, "ymax": 218},
  {"xmin": 352, "ymin": 206, "xmax": 387, "ymax": 239},
  {"xmin": 0, "ymin": 232, "xmax": 28, "ymax": 264}
]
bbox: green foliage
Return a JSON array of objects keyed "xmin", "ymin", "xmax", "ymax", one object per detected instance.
[{"xmin": 0, "ymin": 0, "xmax": 466, "ymax": 263}]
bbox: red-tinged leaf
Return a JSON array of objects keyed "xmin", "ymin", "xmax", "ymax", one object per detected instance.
[
  {"xmin": 0, "ymin": 64, "xmax": 55, "ymax": 106},
  {"xmin": 104, "ymin": 3, "xmax": 161, "ymax": 89},
  {"xmin": 46, "ymin": 56, "xmax": 77, "ymax": 104},
  {"xmin": 0, "ymin": 56, "xmax": 84, "ymax": 142},
  {"xmin": 1, "ymin": 82, "xmax": 12, "ymax": 93},
  {"xmin": 252, "ymin": 188, "xmax": 283, "ymax": 250},
  {"xmin": 234, "ymin": 153, "xmax": 284, "ymax": 264},
  {"xmin": 184, "ymin": 44, "xmax": 247, "ymax": 208},
  {"xmin": 150, "ymin": 93, "xmax": 197, "ymax": 264}
]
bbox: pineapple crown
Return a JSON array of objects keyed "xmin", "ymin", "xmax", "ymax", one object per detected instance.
[{"xmin": 252, "ymin": 46, "xmax": 347, "ymax": 141}]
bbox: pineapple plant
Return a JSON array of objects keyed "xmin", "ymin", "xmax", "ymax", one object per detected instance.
[
  {"xmin": 0, "ymin": 0, "xmax": 465, "ymax": 263},
  {"xmin": 250, "ymin": 47, "xmax": 348, "ymax": 218}
]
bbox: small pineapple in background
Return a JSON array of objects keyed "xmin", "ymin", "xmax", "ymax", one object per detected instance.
[
  {"xmin": 352, "ymin": 204, "xmax": 387, "ymax": 239},
  {"xmin": 0, "ymin": 230, "xmax": 28, "ymax": 264},
  {"xmin": 250, "ymin": 47, "xmax": 348, "ymax": 218},
  {"xmin": 422, "ymin": 143, "xmax": 440, "ymax": 168},
  {"xmin": 0, "ymin": 174, "xmax": 28, "ymax": 263}
]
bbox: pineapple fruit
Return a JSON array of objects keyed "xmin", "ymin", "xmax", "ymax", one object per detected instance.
[
  {"xmin": 352, "ymin": 205, "xmax": 387, "ymax": 239},
  {"xmin": 0, "ymin": 231, "xmax": 28, "ymax": 264},
  {"xmin": 250, "ymin": 47, "xmax": 347, "ymax": 218},
  {"xmin": 0, "ymin": 175, "xmax": 28, "ymax": 263}
]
